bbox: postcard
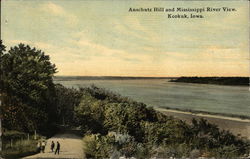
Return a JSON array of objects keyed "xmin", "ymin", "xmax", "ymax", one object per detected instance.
[{"xmin": 0, "ymin": 0, "xmax": 249, "ymax": 159}]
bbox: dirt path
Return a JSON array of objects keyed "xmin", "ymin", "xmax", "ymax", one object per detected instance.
[{"xmin": 23, "ymin": 133, "xmax": 85, "ymax": 159}]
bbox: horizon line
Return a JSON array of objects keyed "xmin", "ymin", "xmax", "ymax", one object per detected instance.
[{"xmin": 54, "ymin": 75, "xmax": 250, "ymax": 78}]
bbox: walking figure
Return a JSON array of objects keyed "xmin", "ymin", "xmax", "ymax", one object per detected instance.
[
  {"xmin": 51, "ymin": 141, "xmax": 55, "ymax": 152},
  {"xmin": 41, "ymin": 140, "xmax": 46, "ymax": 153},
  {"xmin": 55, "ymin": 141, "xmax": 60, "ymax": 155},
  {"xmin": 37, "ymin": 141, "xmax": 42, "ymax": 153}
]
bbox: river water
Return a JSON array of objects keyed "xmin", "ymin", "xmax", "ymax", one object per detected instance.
[{"xmin": 55, "ymin": 79, "xmax": 250, "ymax": 117}]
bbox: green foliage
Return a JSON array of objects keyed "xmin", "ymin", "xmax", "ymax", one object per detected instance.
[
  {"xmin": 1, "ymin": 139, "xmax": 38, "ymax": 159},
  {"xmin": 1, "ymin": 41, "xmax": 249, "ymax": 158},
  {"xmin": 103, "ymin": 102, "xmax": 147, "ymax": 142},
  {"xmin": 146, "ymin": 144, "xmax": 192, "ymax": 158},
  {"xmin": 54, "ymin": 84, "xmax": 82, "ymax": 125},
  {"xmin": 74, "ymin": 92, "xmax": 106, "ymax": 134},
  {"xmin": 83, "ymin": 132, "xmax": 140, "ymax": 158},
  {"xmin": 76, "ymin": 86, "xmax": 250, "ymax": 158},
  {"xmin": 83, "ymin": 85, "xmax": 141, "ymax": 104},
  {"xmin": 1, "ymin": 43, "xmax": 56, "ymax": 106},
  {"xmin": 141, "ymin": 120, "xmax": 187, "ymax": 146},
  {"xmin": 2, "ymin": 130, "xmax": 26, "ymax": 140},
  {"xmin": 1, "ymin": 130, "xmax": 44, "ymax": 159},
  {"xmin": 1, "ymin": 90, "xmax": 48, "ymax": 132},
  {"xmin": 0, "ymin": 40, "xmax": 6, "ymax": 89},
  {"xmin": 83, "ymin": 134, "xmax": 112, "ymax": 158},
  {"xmin": 0, "ymin": 40, "xmax": 6, "ymax": 54},
  {"xmin": 0, "ymin": 42, "xmax": 82, "ymax": 134},
  {"xmin": 0, "ymin": 42, "xmax": 56, "ymax": 133}
]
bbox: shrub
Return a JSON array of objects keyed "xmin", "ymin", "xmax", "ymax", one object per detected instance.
[
  {"xmin": 76, "ymin": 86, "xmax": 250, "ymax": 158},
  {"xmin": 1, "ymin": 139, "xmax": 38, "ymax": 159}
]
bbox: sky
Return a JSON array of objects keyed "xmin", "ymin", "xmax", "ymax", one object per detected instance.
[{"xmin": 1, "ymin": 0, "xmax": 249, "ymax": 77}]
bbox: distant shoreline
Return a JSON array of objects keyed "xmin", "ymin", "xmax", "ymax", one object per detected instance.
[
  {"xmin": 157, "ymin": 107, "xmax": 250, "ymax": 139},
  {"xmin": 156, "ymin": 107, "xmax": 250, "ymax": 122},
  {"xmin": 170, "ymin": 77, "xmax": 249, "ymax": 86},
  {"xmin": 54, "ymin": 76, "xmax": 176, "ymax": 81},
  {"xmin": 54, "ymin": 76, "xmax": 249, "ymax": 82}
]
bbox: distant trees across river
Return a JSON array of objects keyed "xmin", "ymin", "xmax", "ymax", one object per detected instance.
[{"xmin": 170, "ymin": 77, "xmax": 249, "ymax": 86}]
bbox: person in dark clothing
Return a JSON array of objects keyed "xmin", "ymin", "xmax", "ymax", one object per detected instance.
[
  {"xmin": 55, "ymin": 141, "xmax": 60, "ymax": 155},
  {"xmin": 51, "ymin": 141, "xmax": 55, "ymax": 152}
]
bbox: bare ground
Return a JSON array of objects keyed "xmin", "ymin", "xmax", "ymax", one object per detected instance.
[{"xmin": 23, "ymin": 133, "xmax": 85, "ymax": 159}]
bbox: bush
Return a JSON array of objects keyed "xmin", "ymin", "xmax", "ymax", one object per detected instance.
[
  {"xmin": 189, "ymin": 149, "xmax": 200, "ymax": 158},
  {"xmin": 2, "ymin": 130, "xmax": 26, "ymax": 140},
  {"xmin": 83, "ymin": 134, "xmax": 112, "ymax": 158},
  {"xmin": 83, "ymin": 132, "xmax": 140, "ymax": 159},
  {"xmin": 76, "ymin": 86, "xmax": 250, "ymax": 158},
  {"xmin": 1, "ymin": 139, "xmax": 38, "ymax": 159}
]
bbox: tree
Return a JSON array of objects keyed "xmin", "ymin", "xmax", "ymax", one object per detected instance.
[
  {"xmin": 0, "ymin": 43, "xmax": 57, "ymax": 132},
  {"xmin": 54, "ymin": 84, "xmax": 81, "ymax": 125},
  {"xmin": 0, "ymin": 40, "xmax": 6, "ymax": 91},
  {"xmin": 1, "ymin": 44, "xmax": 56, "ymax": 105},
  {"xmin": 75, "ymin": 93, "xmax": 106, "ymax": 134}
]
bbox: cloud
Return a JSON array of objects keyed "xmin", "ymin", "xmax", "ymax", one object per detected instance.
[
  {"xmin": 123, "ymin": 16, "xmax": 161, "ymax": 42},
  {"xmin": 69, "ymin": 30, "xmax": 152, "ymax": 61},
  {"xmin": 198, "ymin": 47, "xmax": 248, "ymax": 62},
  {"xmin": 2, "ymin": 1, "xmax": 248, "ymax": 76},
  {"xmin": 40, "ymin": 2, "xmax": 78, "ymax": 26},
  {"xmin": 45, "ymin": 2, "xmax": 65, "ymax": 15}
]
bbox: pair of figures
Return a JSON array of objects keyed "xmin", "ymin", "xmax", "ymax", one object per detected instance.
[
  {"xmin": 51, "ymin": 141, "xmax": 61, "ymax": 155},
  {"xmin": 37, "ymin": 140, "xmax": 46, "ymax": 153}
]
